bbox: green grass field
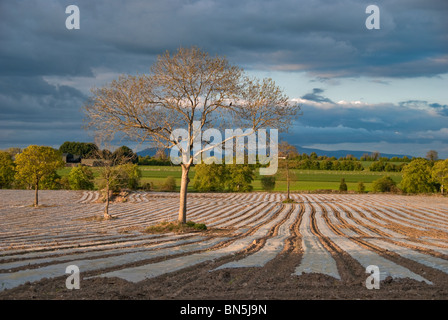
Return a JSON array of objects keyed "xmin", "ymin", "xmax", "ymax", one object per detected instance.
[{"xmin": 59, "ymin": 165, "xmax": 402, "ymax": 192}]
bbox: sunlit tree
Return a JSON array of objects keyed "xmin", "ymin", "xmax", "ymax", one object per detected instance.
[
  {"xmin": 401, "ymin": 159, "xmax": 435, "ymax": 193},
  {"xmin": 432, "ymin": 159, "xmax": 448, "ymax": 194},
  {"xmin": 14, "ymin": 145, "xmax": 64, "ymax": 207},
  {"xmin": 0, "ymin": 151, "xmax": 15, "ymax": 189},
  {"xmin": 83, "ymin": 46, "xmax": 300, "ymax": 223}
]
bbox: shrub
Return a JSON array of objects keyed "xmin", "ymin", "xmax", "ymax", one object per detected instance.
[
  {"xmin": 369, "ymin": 161, "xmax": 386, "ymax": 172},
  {"xmin": 161, "ymin": 176, "xmax": 176, "ymax": 191},
  {"xmin": 193, "ymin": 163, "xmax": 227, "ymax": 192},
  {"xmin": 141, "ymin": 182, "xmax": 153, "ymax": 191},
  {"xmin": 339, "ymin": 178, "xmax": 347, "ymax": 192},
  {"xmin": 187, "ymin": 221, "xmax": 207, "ymax": 230},
  {"xmin": 68, "ymin": 165, "xmax": 95, "ymax": 190},
  {"xmin": 226, "ymin": 164, "xmax": 255, "ymax": 192},
  {"xmin": 40, "ymin": 171, "xmax": 64, "ymax": 190},
  {"xmin": 357, "ymin": 181, "xmax": 366, "ymax": 193},
  {"xmin": 145, "ymin": 220, "xmax": 207, "ymax": 233},
  {"xmin": 372, "ymin": 176, "xmax": 397, "ymax": 193},
  {"xmin": 260, "ymin": 176, "xmax": 276, "ymax": 191}
]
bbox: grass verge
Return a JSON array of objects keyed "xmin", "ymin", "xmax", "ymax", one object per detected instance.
[{"xmin": 144, "ymin": 220, "xmax": 207, "ymax": 234}]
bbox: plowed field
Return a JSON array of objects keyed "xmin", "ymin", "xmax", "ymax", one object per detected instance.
[{"xmin": 1, "ymin": 190, "xmax": 448, "ymax": 300}]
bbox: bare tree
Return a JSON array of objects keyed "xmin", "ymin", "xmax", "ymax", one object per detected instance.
[
  {"xmin": 278, "ymin": 141, "xmax": 298, "ymax": 201},
  {"xmin": 83, "ymin": 47, "xmax": 300, "ymax": 223},
  {"xmin": 426, "ymin": 150, "xmax": 438, "ymax": 161},
  {"xmin": 93, "ymin": 139, "xmax": 136, "ymax": 220},
  {"xmin": 371, "ymin": 151, "xmax": 381, "ymax": 161}
]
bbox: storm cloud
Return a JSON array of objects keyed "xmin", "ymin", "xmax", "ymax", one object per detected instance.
[{"xmin": 0, "ymin": 0, "xmax": 447, "ymax": 157}]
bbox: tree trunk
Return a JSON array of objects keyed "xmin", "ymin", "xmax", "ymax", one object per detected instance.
[
  {"xmin": 104, "ymin": 178, "xmax": 111, "ymax": 219},
  {"xmin": 34, "ymin": 180, "xmax": 39, "ymax": 207},
  {"xmin": 178, "ymin": 164, "xmax": 190, "ymax": 224},
  {"xmin": 286, "ymin": 160, "xmax": 290, "ymax": 200}
]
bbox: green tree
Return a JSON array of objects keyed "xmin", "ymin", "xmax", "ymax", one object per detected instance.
[
  {"xmin": 0, "ymin": 151, "xmax": 15, "ymax": 188},
  {"xmin": 320, "ymin": 158, "xmax": 333, "ymax": 170},
  {"xmin": 5, "ymin": 147, "xmax": 21, "ymax": 159},
  {"xmin": 68, "ymin": 165, "xmax": 95, "ymax": 190},
  {"xmin": 260, "ymin": 176, "xmax": 276, "ymax": 191},
  {"xmin": 161, "ymin": 176, "xmax": 177, "ymax": 192},
  {"xmin": 226, "ymin": 164, "xmax": 255, "ymax": 192},
  {"xmin": 40, "ymin": 171, "xmax": 64, "ymax": 190},
  {"xmin": 401, "ymin": 159, "xmax": 435, "ymax": 193},
  {"xmin": 193, "ymin": 163, "xmax": 228, "ymax": 192},
  {"xmin": 112, "ymin": 146, "xmax": 138, "ymax": 164},
  {"xmin": 357, "ymin": 181, "xmax": 366, "ymax": 193},
  {"xmin": 384, "ymin": 162, "xmax": 401, "ymax": 172},
  {"xmin": 14, "ymin": 145, "xmax": 64, "ymax": 206},
  {"xmin": 119, "ymin": 163, "xmax": 142, "ymax": 190},
  {"xmin": 339, "ymin": 178, "xmax": 348, "ymax": 192},
  {"xmin": 59, "ymin": 141, "xmax": 99, "ymax": 158},
  {"xmin": 372, "ymin": 176, "xmax": 397, "ymax": 192},
  {"xmin": 432, "ymin": 159, "xmax": 448, "ymax": 194},
  {"xmin": 369, "ymin": 161, "xmax": 386, "ymax": 172}
]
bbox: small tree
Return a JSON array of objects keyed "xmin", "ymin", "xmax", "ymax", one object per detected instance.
[
  {"xmin": 120, "ymin": 163, "xmax": 142, "ymax": 190},
  {"xmin": 371, "ymin": 151, "xmax": 381, "ymax": 161},
  {"xmin": 278, "ymin": 141, "xmax": 298, "ymax": 200},
  {"xmin": 426, "ymin": 150, "xmax": 438, "ymax": 161},
  {"xmin": 93, "ymin": 141, "xmax": 136, "ymax": 219},
  {"xmin": 193, "ymin": 163, "xmax": 227, "ymax": 192},
  {"xmin": 14, "ymin": 145, "xmax": 64, "ymax": 207},
  {"xmin": 432, "ymin": 159, "xmax": 448, "ymax": 194},
  {"xmin": 112, "ymin": 146, "xmax": 138, "ymax": 164},
  {"xmin": 339, "ymin": 178, "xmax": 348, "ymax": 192},
  {"xmin": 226, "ymin": 164, "xmax": 255, "ymax": 192},
  {"xmin": 40, "ymin": 171, "xmax": 64, "ymax": 190},
  {"xmin": 401, "ymin": 159, "xmax": 435, "ymax": 193},
  {"xmin": 154, "ymin": 149, "xmax": 168, "ymax": 161},
  {"xmin": 0, "ymin": 151, "xmax": 15, "ymax": 189},
  {"xmin": 372, "ymin": 176, "xmax": 397, "ymax": 193},
  {"xmin": 161, "ymin": 176, "xmax": 177, "ymax": 192},
  {"xmin": 357, "ymin": 181, "xmax": 366, "ymax": 193},
  {"xmin": 68, "ymin": 164, "xmax": 95, "ymax": 190},
  {"xmin": 261, "ymin": 176, "xmax": 276, "ymax": 191}
]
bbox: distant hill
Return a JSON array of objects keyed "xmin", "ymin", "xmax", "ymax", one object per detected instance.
[
  {"xmin": 137, "ymin": 147, "xmax": 168, "ymax": 157},
  {"xmin": 296, "ymin": 146, "xmax": 412, "ymax": 160},
  {"xmin": 137, "ymin": 146, "xmax": 412, "ymax": 160}
]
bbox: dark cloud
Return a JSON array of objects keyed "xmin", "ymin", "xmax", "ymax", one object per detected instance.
[
  {"xmin": 1, "ymin": 0, "xmax": 447, "ymax": 79},
  {"xmin": 0, "ymin": 0, "xmax": 447, "ymax": 156},
  {"xmin": 293, "ymin": 98, "xmax": 448, "ymax": 148},
  {"xmin": 0, "ymin": 75, "xmax": 88, "ymax": 148},
  {"xmin": 399, "ymin": 100, "xmax": 448, "ymax": 117},
  {"xmin": 0, "ymin": 76, "xmax": 86, "ymax": 121},
  {"xmin": 301, "ymin": 88, "xmax": 334, "ymax": 103},
  {"xmin": 429, "ymin": 103, "xmax": 448, "ymax": 117}
]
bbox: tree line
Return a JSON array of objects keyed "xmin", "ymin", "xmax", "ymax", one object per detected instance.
[
  {"xmin": 0, "ymin": 145, "xmax": 141, "ymax": 209},
  {"xmin": 1, "ymin": 145, "xmax": 447, "ymax": 201},
  {"xmin": 336, "ymin": 158, "xmax": 448, "ymax": 194}
]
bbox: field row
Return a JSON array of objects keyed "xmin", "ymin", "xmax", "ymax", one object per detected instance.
[
  {"xmin": 0, "ymin": 190, "xmax": 447, "ymax": 292},
  {"xmin": 56, "ymin": 165, "xmax": 403, "ymax": 192}
]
